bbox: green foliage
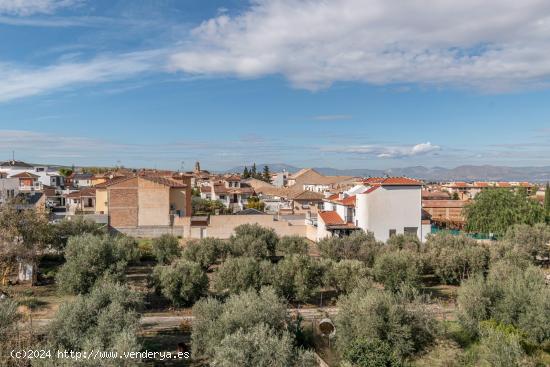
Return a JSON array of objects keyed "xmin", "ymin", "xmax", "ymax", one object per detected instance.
[
  {"xmin": 228, "ymin": 224, "xmax": 279, "ymax": 258},
  {"xmin": 425, "ymin": 232, "xmax": 489, "ymax": 285},
  {"xmin": 373, "ymin": 250, "xmax": 421, "ymax": 292},
  {"xmin": 277, "ymin": 235, "xmax": 309, "ymax": 255},
  {"xmin": 213, "ymin": 257, "xmax": 273, "ymax": 294},
  {"xmin": 385, "ymin": 234, "xmax": 422, "ymax": 252},
  {"xmin": 318, "ymin": 230, "xmax": 382, "ymax": 266},
  {"xmin": 271, "ymin": 255, "xmax": 326, "ymax": 302},
  {"xmin": 0, "ymin": 299, "xmax": 19, "ymax": 337},
  {"xmin": 457, "ymin": 261, "xmax": 550, "ymax": 344},
  {"xmin": 182, "ymin": 237, "xmax": 224, "ymax": 269},
  {"xmin": 242, "ymin": 166, "xmax": 250, "ymax": 179},
  {"xmin": 151, "ymin": 234, "xmax": 180, "ymax": 264},
  {"xmin": 191, "ymin": 287, "xmax": 287, "ymax": 359},
  {"xmin": 342, "ymin": 338, "xmax": 402, "ymax": 367},
  {"xmin": 324, "ymin": 259, "xmax": 370, "ymax": 294},
  {"xmin": 192, "ymin": 197, "xmax": 230, "ymax": 215},
  {"xmin": 503, "ymin": 223, "xmax": 550, "ymax": 263},
  {"xmin": 464, "ymin": 188, "xmax": 544, "ymax": 236},
  {"xmin": 56, "ymin": 234, "xmax": 138, "ymax": 294},
  {"xmin": 262, "ymin": 165, "xmax": 272, "ymax": 183},
  {"xmin": 476, "ymin": 321, "xmax": 528, "ymax": 367},
  {"xmin": 212, "ymin": 323, "xmax": 294, "ymax": 367},
  {"xmin": 50, "ymin": 217, "xmax": 106, "ymax": 249},
  {"xmin": 246, "ymin": 196, "xmax": 265, "ymax": 211},
  {"xmin": 58, "ymin": 167, "xmax": 73, "ymax": 177},
  {"xmin": 452, "ymin": 192, "xmax": 460, "ymax": 200},
  {"xmin": 335, "ymin": 287, "xmax": 436, "ymax": 360},
  {"xmin": 44, "ymin": 280, "xmax": 142, "ymax": 366},
  {"xmin": 153, "ymin": 259, "xmax": 208, "ymax": 307}
]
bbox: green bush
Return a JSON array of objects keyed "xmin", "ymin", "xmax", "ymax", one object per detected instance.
[
  {"xmin": 182, "ymin": 237, "xmax": 224, "ymax": 269},
  {"xmin": 503, "ymin": 223, "xmax": 550, "ymax": 263},
  {"xmin": 335, "ymin": 287, "xmax": 436, "ymax": 360},
  {"xmin": 277, "ymin": 236, "xmax": 309, "ymax": 255},
  {"xmin": 318, "ymin": 231, "xmax": 382, "ymax": 266},
  {"xmin": 228, "ymin": 224, "xmax": 279, "ymax": 258},
  {"xmin": 56, "ymin": 234, "xmax": 138, "ymax": 294},
  {"xmin": 213, "ymin": 256, "xmax": 273, "ymax": 294},
  {"xmin": 271, "ymin": 255, "xmax": 326, "ymax": 302},
  {"xmin": 153, "ymin": 259, "xmax": 208, "ymax": 307},
  {"xmin": 342, "ymin": 338, "xmax": 402, "ymax": 367},
  {"xmin": 324, "ymin": 259, "xmax": 371, "ymax": 294},
  {"xmin": 425, "ymin": 232, "xmax": 489, "ymax": 285},
  {"xmin": 151, "ymin": 234, "xmax": 181, "ymax": 265},
  {"xmin": 373, "ymin": 250, "xmax": 421, "ymax": 292}
]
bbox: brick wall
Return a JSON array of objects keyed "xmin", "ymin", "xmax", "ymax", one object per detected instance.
[{"xmin": 108, "ymin": 177, "xmax": 138, "ymax": 228}]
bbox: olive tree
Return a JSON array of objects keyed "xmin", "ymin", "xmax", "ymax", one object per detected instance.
[
  {"xmin": 318, "ymin": 231, "xmax": 382, "ymax": 266},
  {"xmin": 56, "ymin": 234, "xmax": 138, "ymax": 294},
  {"xmin": 373, "ymin": 250, "xmax": 421, "ymax": 292},
  {"xmin": 153, "ymin": 259, "xmax": 208, "ymax": 307},
  {"xmin": 335, "ymin": 287, "xmax": 436, "ymax": 361},
  {"xmin": 182, "ymin": 237, "xmax": 224, "ymax": 269},
  {"xmin": 50, "ymin": 216, "xmax": 106, "ymax": 250},
  {"xmin": 42, "ymin": 280, "xmax": 142, "ymax": 366},
  {"xmin": 342, "ymin": 338, "xmax": 402, "ymax": 367},
  {"xmin": 277, "ymin": 236, "xmax": 309, "ymax": 255},
  {"xmin": 324, "ymin": 259, "xmax": 370, "ymax": 294},
  {"xmin": 457, "ymin": 261, "xmax": 550, "ymax": 343},
  {"xmin": 152, "ymin": 234, "xmax": 180, "ymax": 265},
  {"xmin": 503, "ymin": 223, "xmax": 550, "ymax": 263},
  {"xmin": 212, "ymin": 256, "xmax": 272, "ymax": 294},
  {"xmin": 228, "ymin": 224, "xmax": 279, "ymax": 258},
  {"xmin": 425, "ymin": 232, "xmax": 489, "ymax": 285},
  {"xmin": 271, "ymin": 255, "xmax": 326, "ymax": 302},
  {"xmin": 191, "ymin": 287, "xmax": 287, "ymax": 359}
]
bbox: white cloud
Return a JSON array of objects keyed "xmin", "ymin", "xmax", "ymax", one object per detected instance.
[
  {"xmin": 0, "ymin": 50, "xmax": 165, "ymax": 102},
  {"xmin": 330, "ymin": 142, "xmax": 441, "ymax": 158},
  {"xmin": 170, "ymin": 0, "xmax": 550, "ymax": 92},
  {"xmin": 0, "ymin": 0, "xmax": 81, "ymax": 16}
]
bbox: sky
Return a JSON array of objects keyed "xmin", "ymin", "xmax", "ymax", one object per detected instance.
[{"xmin": 0, "ymin": 0, "xmax": 550, "ymax": 171}]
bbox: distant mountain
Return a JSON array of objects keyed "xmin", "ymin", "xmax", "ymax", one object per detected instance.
[
  {"xmin": 225, "ymin": 164, "xmax": 550, "ymax": 182},
  {"xmin": 225, "ymin": 163, "xmax": 301, "ymax": 174},
  {"xmin": 315, "ymin": 165, "xmax": 550, "ymax": 182}
]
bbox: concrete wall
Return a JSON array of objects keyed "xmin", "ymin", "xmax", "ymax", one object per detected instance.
[
  {"xmin": 198, "ymin": 214, "xmax": 307, "ymax": 239},
  {"xmin": 306, "ymin": 223, "xmax": 317, "ymax": 242},
  {"xmin": 95, "ymin": 188, "xmax": 108, "ymax": 214},
  {"xmin": 366, "ymin": 186, "xmax": 421, "ymax": 242},
  {"xmin": 112, "ymin": 225, "xmax": 185, "ymax": 238},
  {"xmin": 138, "ymin": 178, "xmax": 170, "ymax": 226}
]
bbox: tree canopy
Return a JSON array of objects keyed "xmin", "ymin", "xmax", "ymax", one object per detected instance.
[{"xmin": 464, "ymin": 188, "xmax": 544, "ymax": 237}]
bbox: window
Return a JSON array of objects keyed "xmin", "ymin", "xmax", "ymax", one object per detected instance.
[
  {"xmin": 389, "ymin": 229, "xmax": 396, "ymax": 237},
  {"xmin": 404, "ymin": 227, "xmax": 418, "ymax": 235}
]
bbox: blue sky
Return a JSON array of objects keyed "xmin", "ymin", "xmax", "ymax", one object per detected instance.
[{"xmin": 1, "ymin": 0, "xmax": 550, "ymax": 171}]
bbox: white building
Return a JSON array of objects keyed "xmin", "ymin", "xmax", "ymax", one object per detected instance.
[
  {"xmin": 0, "ymin": 160, "xmax": 65, "ymax": 188},
  {"xmin": 316, "ymin": 177, "xmax": 430, "ymax": 242},
  {"xmin": 199, "ymin": 175, "xmax": 255, "ymax": 212}
]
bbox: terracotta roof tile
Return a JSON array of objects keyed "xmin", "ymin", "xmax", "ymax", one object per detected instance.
[
  {"xmin": 10, "ymin": 172, "xmax": 39, "ymax": 178},
  {"xmin": 318, "ymin": 211, "xmax": 345, "ymax": 225}
]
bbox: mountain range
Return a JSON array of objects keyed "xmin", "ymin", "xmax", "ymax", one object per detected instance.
[{"xmin": 226, "ymin": 164, "xmax": 550, "ymax": 182}]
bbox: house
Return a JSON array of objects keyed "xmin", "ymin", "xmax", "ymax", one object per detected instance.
[
  {"xmin": 0, "ymin": 178, "xmax": 19, "ymax": 204},
  {"xmin": 0, "ymin": 160, "xmax": 65, "ymax": 188},
  {"xmin": 94, "ymin": 176, "xmax": 128, "ymax": 214},
  {"xmin": 289, "ymin": 190, "xmax": 324, "ymax": 214},
  {"xmin": 72, "ymin": 173, "xmax": 94, "ymax": 188},
  {"xmin": 106, "ymin": 175, "xmax": 191, "ymax": 234},
  {"xmin": 65, "ymin": 187, "xmax": 96, "ymax": 214},
  {"xmin": 442, "ymin": 181, "xmax": 537, "ymax": 199},
  {"xmin": 317, "ymin": 177, "xmax": 429, "ymax": 242},
  {"xmin": 287, "ymin": 168, "xmax": 355, "ymax": 192},
  {"xmin": 200, "ymin": 175, "xmax": 255, "ymax": 212},
  {"xmin": 10, "ymin": 172, "xmax": 42, "ymax": 192}
]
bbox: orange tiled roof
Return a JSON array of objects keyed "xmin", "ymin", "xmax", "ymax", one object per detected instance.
[
  {"xmin": 496, "ymin": 182, "xmax": 511, "ymax": 187},
  {"xmin": 473, "ymin": 182, "xmax": 490, "ymax": 188},
  {"xmin": 340, "ymin": 195, "xmax": 356, "ymax": 206},
  {"xmin": 363, "ymin": 176, "xmax": 422, "ymax": 186},
  {"xmin": 318, "ymin": 211, "xmax": 345, "ymax": 225},
  {"xmin": 11, "ymin": 172, "xmax": 39, "ymax": 178},
  {"xmin": 363, "ymin": 186, "xmax": 380, "ymax": 194}
]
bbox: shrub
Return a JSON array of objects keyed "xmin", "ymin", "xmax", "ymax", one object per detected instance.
[
  {"xmin": 477, "ymin": 321, "xmax": 527, "ymax": 367},
  {"xmin": 277, "ymin": 235, "xmax": 309, "ymax": 255},
  {"xmin": 324, "ymin": 259, "xmax": 370, "ymax": 294},
  {"xmin": 50, "ymin": 217, "xmax": 106, "ymax": 249},
  {"xmin": 152, "ymin": 234, "xmax": 180, "ymax": 265},
  {"xmin": 213, "ymin": 256, "xmax": 273, "ymax": 294},
  {"xmin": 373, "ymin": 250, "xmax": 421, "ymax": 292},
  {"xmin": 56, "ymin": 234, "xmax": 138, "ymax": 294},
  {"xmin": 153, "ymin": 259, "xmax": 208, "ymax": 307},
  {"xmin": 457, "ymin": 261, "xmax": 550, "ymax": 343},
  {"xmin": 45, "ymin": 280, "xmax": 141, "ymax": 362},
  {"xmin": 192, "ymin": 287, "xmax": 287, "ymax": 359},
  {"xmin": 228, "ymin": 224, "xmax": 279, "ymax": 258},
  {"xmin": 342, "ymin": 338, "xmax": 402, "ymax": 367},
  {"xmin": 318, "ymin": 231, "xmax": 382, "ymax": 266},
  {"xmin": 386, "ymin": 234, "xmax": 422, "ymax": 252},
  {"xmin": 182, "ymin": 237, "xmax": 224, "ymax": 269},
  {"xmin": 503, "ymin": 223, "xmax": 550, "ymax": 263},
  {"xmin": 335, "ymin": 287, "xmax": 436, "ymax": 360},
  {"xmin": 271, "ymin": 255, "xmax": 326, "ymax": 302},
  {"xmin": 425, "ymin": 232, "xmax": 489, "ymax": 285}
]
